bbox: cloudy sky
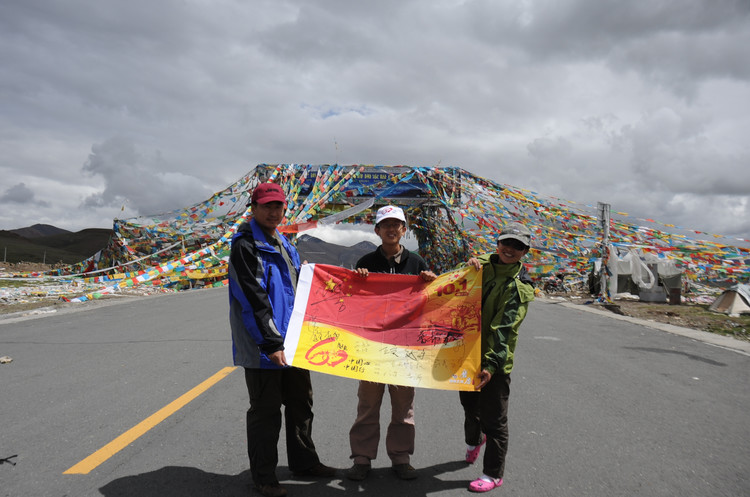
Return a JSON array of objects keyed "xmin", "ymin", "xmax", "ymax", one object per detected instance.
[{"xmin": 2, "ymin": 0, "xmax": 749, "ymax": 245}]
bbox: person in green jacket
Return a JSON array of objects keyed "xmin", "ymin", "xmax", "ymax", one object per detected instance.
[{"xmin": 461, "ymin": 222, "xmax": 536, "ymax": 493}]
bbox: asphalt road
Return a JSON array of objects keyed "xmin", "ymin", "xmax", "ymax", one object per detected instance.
[{"xmin": 1, "ymin": 288, "xmax": 748, "ymax": 497}]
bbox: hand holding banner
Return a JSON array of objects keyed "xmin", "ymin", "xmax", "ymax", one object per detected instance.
[{"xmin": 285, "ymin": 264, "xmax": 482, "ymax": 391}]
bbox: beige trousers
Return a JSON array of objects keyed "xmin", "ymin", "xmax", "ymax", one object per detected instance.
[{"xmin": 349, "ymin": 380, "xmax": 416, "ymax": 465}]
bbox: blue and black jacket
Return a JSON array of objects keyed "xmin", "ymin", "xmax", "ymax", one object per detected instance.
[{"xmin": 228, "ymin": 219, "xmax": 300, "ymax": 369}]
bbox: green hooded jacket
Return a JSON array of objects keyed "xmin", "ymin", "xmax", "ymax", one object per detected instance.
[{"xmin": 474, "ymin": 253, "xmax": 535, "ymax": 375}]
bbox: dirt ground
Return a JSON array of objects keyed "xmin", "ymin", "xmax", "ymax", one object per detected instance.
[
  {"xmin": 544, "ymin": 290, "xmax": 750, "ymax": 342},
  {"xmin": 1, "ymin": 262, "xmax": 67, "ymax": 273},
  {"xmin": 0, "ymin": 298, "xmax": 71, "ymax": 316},
  {"xmin": 0, "ymin": 262, "xmax": 154, "ymax": 317}
]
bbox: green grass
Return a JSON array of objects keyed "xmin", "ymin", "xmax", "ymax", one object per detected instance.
[
  {"xmin": 0, "ymin": 279, "xmax": 35, "ymax": 288},
  {"xmin": 700, "ymin": 309, "xmax": 750, "ymax": 339},
  {"xmin": 632, "ymin": 302, "xmax": 749, "ymax": 341}
]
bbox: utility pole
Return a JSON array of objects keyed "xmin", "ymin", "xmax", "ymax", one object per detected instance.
[{"xmin": 597, "ymin": 202, "xmax": 611, "ymax": 301}]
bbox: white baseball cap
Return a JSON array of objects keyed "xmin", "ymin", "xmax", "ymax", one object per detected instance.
[{"xmin": 375, "ymin": 205, "xmax": 406, "ymax": 225}]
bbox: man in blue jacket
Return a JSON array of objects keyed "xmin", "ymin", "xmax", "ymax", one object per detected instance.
[{"xmin": 228, "ymin": 182, "xmax": 334, "ymax": 497}]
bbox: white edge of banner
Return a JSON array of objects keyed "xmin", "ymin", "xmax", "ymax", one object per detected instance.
[{"xmin": 284, "ymin": 263, "xmax": 315, "ymax": 365}]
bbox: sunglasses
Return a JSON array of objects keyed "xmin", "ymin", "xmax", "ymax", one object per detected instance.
[{"xmin": 499, "ymin": 239, "xmax": 529, "ymax": 251}]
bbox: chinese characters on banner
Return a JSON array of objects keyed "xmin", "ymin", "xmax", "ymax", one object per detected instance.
[{"xmin": 285, "ymin": 264, "xmax": 482, "ymax": 391}]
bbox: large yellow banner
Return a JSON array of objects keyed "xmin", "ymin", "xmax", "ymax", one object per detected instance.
[{"xmin": 285, "ymin": 264, "xmax": 482, "ymax": 391}]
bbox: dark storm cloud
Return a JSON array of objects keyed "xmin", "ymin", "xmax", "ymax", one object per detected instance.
[
  {"xmin": 0, "ymin": 0, "xmax": 747, "ymax": 241},
  {"xmin": 81, "ymin": 136, "xmax": 212, "ymax": 215},
  {"xmin": 0, "ymin": 183, "xmax": 50, "ymax": 207}
]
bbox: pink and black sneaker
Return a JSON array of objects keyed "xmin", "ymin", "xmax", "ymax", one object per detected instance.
[
  {"xmin": 468, "ymin": 475, "xmax": 503, "ymax": 492},
  {"xmin": 465, "ymin": 434, "xmax": 486, "ymax": 464}
]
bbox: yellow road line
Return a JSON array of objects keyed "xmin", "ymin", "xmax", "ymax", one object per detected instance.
[{"xmin": 64, "ymin": 366, "xmax": 238, "ymax": 475}]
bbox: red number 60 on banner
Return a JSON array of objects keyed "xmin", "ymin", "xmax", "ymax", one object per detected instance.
[{"xmin": 304, "ymin": 337, "xmax": 348, "ymax": 367}]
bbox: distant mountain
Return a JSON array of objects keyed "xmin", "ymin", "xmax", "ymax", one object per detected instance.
[
  {"xmin": 32, "ymin": 228, "xmax": 113, "ymax": 259},
  {"xmin": 296, "ymin": 234, "xmax": 377, "ymax": 267},
  {"xmin": 0, "ymin": 226, "xmax": 112, "ymax": 264},
  {"xmin": 10, "ymin": 223, "xmax": 70, "ymax": 238},
  {"xmin": 1, "ymin": 224, "xmax": 373, "ymax": 267}
]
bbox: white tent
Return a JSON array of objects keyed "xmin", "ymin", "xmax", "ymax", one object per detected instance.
[
  {"xmin": 607, "ymin": 247, "xmax": 683, "ymax": 302},
  {"xmin": 709, "ymin": 284, "xmax": 750, "ymax": 316}
]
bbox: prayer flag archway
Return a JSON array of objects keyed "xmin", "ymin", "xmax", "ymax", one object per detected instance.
[{"xmin": 47, "ymin": 164, "xmax": 747, "ymax": 301}]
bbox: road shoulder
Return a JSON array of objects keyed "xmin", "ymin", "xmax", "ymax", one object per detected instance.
[{"xmin": 537, "ymin": 298, "xmax": 750, "ymax": 356}]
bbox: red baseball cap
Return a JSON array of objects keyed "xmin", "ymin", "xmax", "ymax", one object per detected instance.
[{"xmin": 251, "ymin": 183, "xmax": 287, "ymax": 205}]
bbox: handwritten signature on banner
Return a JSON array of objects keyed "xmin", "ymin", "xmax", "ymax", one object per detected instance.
[{"xmin": 285, "ymin": 264, "xmax": 482, "ymax": 391}]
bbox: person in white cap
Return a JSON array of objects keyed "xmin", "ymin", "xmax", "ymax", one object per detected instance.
[
  {"xmin": 346, "ymin": 205, "xmax": 437, "ymax": 482},
  {"xmin": 460, "ymin": 221, "xmax": 535, "ymax": 493}
]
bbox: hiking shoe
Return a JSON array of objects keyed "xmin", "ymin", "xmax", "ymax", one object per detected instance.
[
  {"xmin": 345, "ymin": 463, "xmax": 371, "ymax": 481},
  {"xmin": 465, "ymin": 434, "xmax": 486, "ymax": 464},
  {"xmin": 293, "ymin": 462, "xmax": 336, "ymax": 477},
  {"xmin": 468, "ymin": 475, "xmax": 503, "ymax": 493},
  {"xmin": 256, "ymin": 483, "xmax": 287, "ymax": 497},
  {"xmin": 392, "ymin": 463, "xmax": 418, "ymax": 480}
]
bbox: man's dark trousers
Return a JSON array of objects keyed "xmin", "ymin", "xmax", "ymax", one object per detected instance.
[{"xmin": 244, "ymin": 367, "xmax": 320, "ymax": 487}]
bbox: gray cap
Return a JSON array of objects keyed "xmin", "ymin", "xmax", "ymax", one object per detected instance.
[{"xmin": 497, "ymin": 222, "xmax": 531, "ymax": 246}]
